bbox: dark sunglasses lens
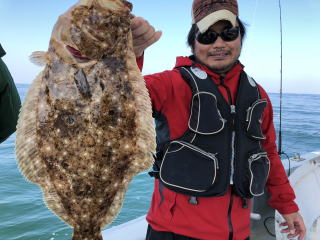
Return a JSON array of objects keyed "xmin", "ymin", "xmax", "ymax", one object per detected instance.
[
  {"xmin": 197, "ymin": 31, "xmax": 218, "ymax": 45},
  {"xmin": 221, "ymin": 27, "xmax": 240, "ymax": 41}
]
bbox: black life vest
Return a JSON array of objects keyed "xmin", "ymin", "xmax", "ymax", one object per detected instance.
[{"xmin": 151, "ymin": 66, "xmax": 270, "ymax": 199}]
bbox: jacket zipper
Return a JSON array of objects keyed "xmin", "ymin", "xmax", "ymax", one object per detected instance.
[
  {"xmin": 160, "ymin": 141, "xmax": 219, "ymax": 192},
  {"xmin": 228, "ymin": 188, "xmax": 234, "ymax": 240},
  {"xmin": 219, "ymin": 76, "xmax": 236, "ymax": 239},
  {"xmin": 167, "ymin": 140, "xmax": 219, "ymax": 169},
  {"xmin": 219, "ymin": 76, "xmax": 236, "ymax": 184},
  {"xmin": 245, "ymin": 99, "xmax": 268, "ymax": 127}
]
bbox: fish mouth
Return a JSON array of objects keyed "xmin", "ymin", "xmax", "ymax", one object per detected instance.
[{"xmin": 66, "ymin": 45, "xmax": 90, "ymax": 62}]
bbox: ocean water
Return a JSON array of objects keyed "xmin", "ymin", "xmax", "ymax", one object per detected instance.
[{"xmin": 0, "ymin": 84, "xmax": 319, "ymax": 240}]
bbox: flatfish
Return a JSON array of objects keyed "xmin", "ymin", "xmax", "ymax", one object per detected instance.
[{"xmin": 15, "ymin": 0, "xmax": 156, "ymax": 239}]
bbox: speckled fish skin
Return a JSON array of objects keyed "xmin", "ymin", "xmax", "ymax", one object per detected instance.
[{"xmin": 15, "ymin": 0, "xmax": 156, "ymax": 239}]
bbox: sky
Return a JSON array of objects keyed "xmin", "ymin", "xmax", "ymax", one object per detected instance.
[{"xmin": 0, "ymin": 0, "xmax": 319, "ymax": 94}]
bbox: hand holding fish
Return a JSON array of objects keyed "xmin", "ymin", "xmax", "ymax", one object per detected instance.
[
  {"xmin": 131, "ymin": 16, "xmax": 162, "ymax": 57},
  {"xmin": 280, "ymin": 212, "xmax": 306, "ymax": 240}
]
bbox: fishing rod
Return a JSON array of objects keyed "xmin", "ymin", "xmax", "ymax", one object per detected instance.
[
  {"xmin": 277, "ymin": 0, "xmax": 291, "ymax": 177},
  {"xmin": 277, "ymin": 0, "xmax": 283, "ymax": 157},
  {"xmin": 264, "ymin": 1, "xmax": 291, "ymax": 237}
]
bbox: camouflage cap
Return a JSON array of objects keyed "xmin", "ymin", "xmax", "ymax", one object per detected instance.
[{"xmin": 192, "ymin": 0, "xmax": 239, "ymax": 33}]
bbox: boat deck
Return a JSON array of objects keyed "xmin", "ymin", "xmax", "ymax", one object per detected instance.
[{"xmin": 251, "ymin": 193, "xmax": 276, "ymax": 240}]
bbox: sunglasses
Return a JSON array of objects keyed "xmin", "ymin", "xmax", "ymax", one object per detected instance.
[{"xmin": 196, "ymin": 26, "xmax": 240, "ymax": 45}]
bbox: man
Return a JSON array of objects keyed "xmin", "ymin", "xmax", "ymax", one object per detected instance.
[
  {"xmin": 0, "ymin": 44, "xmax": 21, "ymax": 143},
  {"xmin": 131, "ymin": 0, "xmax": 306, "ymax": 239}
]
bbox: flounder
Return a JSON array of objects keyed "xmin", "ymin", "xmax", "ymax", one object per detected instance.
[{"xmin": 15, "ymin": 0, "xmax": 156, "ymax": 239}]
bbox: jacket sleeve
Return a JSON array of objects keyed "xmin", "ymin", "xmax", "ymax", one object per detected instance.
[
  {"xmin": 0, "ymin": 56, "xmax": 21, "ymax": 143},
  {"xmin": 136, "ymin": 54, "xmax": 172, "ymax": 114},
  {"xmin": 259, "ymin": 86, "xmax": 299, "ymax": 214}
]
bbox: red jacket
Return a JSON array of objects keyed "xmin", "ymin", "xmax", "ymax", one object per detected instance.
[{"xmin": 137, "ymin": 55, "xmax": 298, "ymax": 240}]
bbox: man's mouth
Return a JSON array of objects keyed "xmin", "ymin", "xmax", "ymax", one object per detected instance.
[{"xmin": 209, "ymin": 52, "xmax": 230, "ymax": 57}]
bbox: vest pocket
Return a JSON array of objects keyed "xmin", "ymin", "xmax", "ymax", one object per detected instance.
[
  {"xmin": 189, "ymin": 92, "xmax": 225, "ymax": 135},
  {"xmin": 248, "ymin": 151, "xmax": 270, "ymax": 196},
  {"xmin": 160, "ymin": 140, "xmax": 218, "ymax": 194},
  {"xmin": 245, "ymin": 99, "xmax": 267, "ymax": 140}
]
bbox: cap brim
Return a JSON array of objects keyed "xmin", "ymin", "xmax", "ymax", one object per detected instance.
[{"xmin": 196, "ymin": 9, "xmax": 237, "ymax": 33}]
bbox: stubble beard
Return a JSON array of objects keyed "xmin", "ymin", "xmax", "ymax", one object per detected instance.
[
  {"xmin": 194, "ymin": 55, "xmax": 240, "ymax": 74},
  {"xmin": 193, "ymin": 46, "xmax": 241, "ymax": 74}
]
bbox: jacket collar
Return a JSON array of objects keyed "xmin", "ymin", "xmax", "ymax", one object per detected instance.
[{"xmin": 175, "ymin": 56, "xmax": 244, "ymax": 83}]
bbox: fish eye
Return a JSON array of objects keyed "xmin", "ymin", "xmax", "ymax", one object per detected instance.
[{"xmin": 62, "ymin": 115, "xmax": 75, "ymax": 126}]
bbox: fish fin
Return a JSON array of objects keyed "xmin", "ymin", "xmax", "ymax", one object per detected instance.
[
  {"xmin": 15, "ymin": 72, "xmax": 75, "ymax": 227},
  {"xmin": 43, "ymin": 186, "xmax": 75, "ymax": 226},
  {"xmin": 15, "ymin": 72, "xmax": 44, "ymax": 183},
  {"xmin": 29, "ymin": 51, "xmax": 49, "ymax": 66},
  {"xmin": 126, "ymin": 47, "xmax": 156, "ymax": 171}
]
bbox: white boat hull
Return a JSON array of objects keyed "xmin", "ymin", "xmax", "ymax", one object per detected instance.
[
  {"xmin": 103, "ymin": 215, "xmax": 147, "ymax": 239},
  {"xmin": 275, "ymin": 152, "xmax": 320, "ymax": 240}
]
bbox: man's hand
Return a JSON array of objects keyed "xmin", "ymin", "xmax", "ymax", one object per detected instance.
[
  {"xmin": 280, "ymin": 212, "xmax": 306, "ymax": 240},
  {"xmin": 130, "ymin": 17, "xmax": 162, "ymax": 58}
]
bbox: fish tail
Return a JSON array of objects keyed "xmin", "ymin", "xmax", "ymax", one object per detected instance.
[
  {"xmin": 72, "ymin": 227, "xmax": 102, "ymax": 240},
  {"xmin": 29, "ymin": 51, "xmax": 49, "ymax": 66}
]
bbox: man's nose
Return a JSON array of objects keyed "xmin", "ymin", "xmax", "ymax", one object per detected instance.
[{"xmin": 212, "ymin": 36, "xmax": 225, "ymax": 47}]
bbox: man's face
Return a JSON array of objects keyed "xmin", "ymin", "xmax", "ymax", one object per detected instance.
[{"xmin": 194, "ymin": 20, "xmax": 241, "ymax": 74}]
